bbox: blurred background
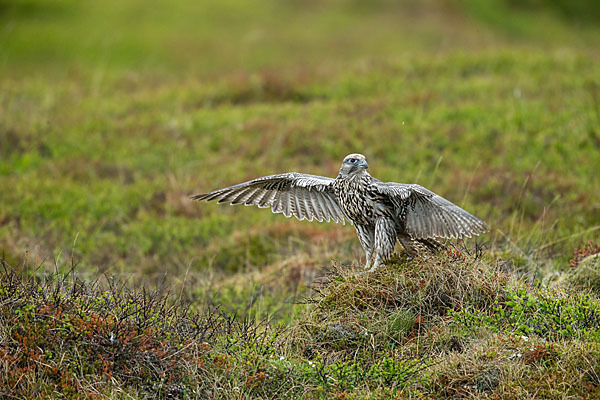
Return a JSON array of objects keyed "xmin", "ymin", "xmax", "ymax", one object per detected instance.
[
  {"xmin": 1, "ymin": 0, "xmax": 599, "ymax": 311},
  {"xmin": 1, "ymin": 0, "xmax": 599, "ymax": 75}
]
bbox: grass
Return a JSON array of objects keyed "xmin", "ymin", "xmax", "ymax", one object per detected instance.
[
  {"xmin": 1, "ymin": 0, "xmax": 600, "ymax": 398},
  {"xmin": 4, "ymin": 244, "xmax": 600, "ymax": 398},
  {"xmin": 2, "ymin": 50, "xmax": 599, "ymax": 278}
]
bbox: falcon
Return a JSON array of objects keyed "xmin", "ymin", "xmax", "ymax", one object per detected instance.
[{"xmin": 192, "ymin": 154, "xmax": 487, "ymax": 272}]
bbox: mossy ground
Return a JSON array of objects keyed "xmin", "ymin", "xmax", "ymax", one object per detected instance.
[{"xmin": 1, "ymin": 0, "xmax": 600, "ymax": 398}]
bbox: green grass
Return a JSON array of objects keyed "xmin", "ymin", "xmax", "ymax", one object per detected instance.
[
  {"xmin": 1, "ymin": 0, "xmax": 600, "ymax": 398},
  {"xmin": 2, "ymin": 50, "xmax": 599, "ymax": 277}
]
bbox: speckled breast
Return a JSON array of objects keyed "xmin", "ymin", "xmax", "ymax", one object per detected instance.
[{"xmin": 333, "ymin": 176, "xmax": 376, "ymax": 226}]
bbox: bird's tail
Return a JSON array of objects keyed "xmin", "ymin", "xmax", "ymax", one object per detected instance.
[{"xmin": 416, "ymin": 238, "xmax": 445, "ymax": 253}]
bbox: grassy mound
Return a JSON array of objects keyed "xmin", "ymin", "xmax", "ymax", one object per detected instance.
[
  {"xmin": 284, "ymin": 246, "xmax": 600, "ymax": 398},
  {"xmin": 293, "ymin": 248, "xmax": 509, "ymax": 356}
]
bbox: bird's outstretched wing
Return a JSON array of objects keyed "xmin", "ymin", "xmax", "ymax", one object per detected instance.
[
  {"xmin": 191, "ymin": 173, "xmax": 346, "ymax": 224},
  {"xmin": 373, "ymin": 182, "xmax": 487, "ymax": 239}
]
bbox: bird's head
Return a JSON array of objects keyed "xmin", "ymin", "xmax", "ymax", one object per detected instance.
[{"xmin": 339, "ymin": 153, "xmax": 369, "ymax": 178}]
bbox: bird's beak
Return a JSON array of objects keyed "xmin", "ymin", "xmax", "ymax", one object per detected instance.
[{"xmin": 359, "ymin": 160, "xmax": 368, "ymax": 169}]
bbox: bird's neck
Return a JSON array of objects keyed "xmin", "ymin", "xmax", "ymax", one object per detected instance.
[{"xmin": 338, "ymin": 170, "xmax": 371, "ymax": 184}]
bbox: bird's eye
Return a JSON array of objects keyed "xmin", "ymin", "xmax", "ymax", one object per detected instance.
[{"xmin": 349, "ymin": 158, "xmax": 357, "ymax": 163}]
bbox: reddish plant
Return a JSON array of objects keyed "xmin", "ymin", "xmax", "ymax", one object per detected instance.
[{"xmin": 570, "ymin": 241, "xmax": 600, "ymax": 268}]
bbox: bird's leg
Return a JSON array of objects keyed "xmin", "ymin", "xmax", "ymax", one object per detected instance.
[
  {"xmin": 363, "ymin": 248, "xmax": 373, "ymax": 270},
  {"xmin": 369, "ymin": 217, "xmax": 396, "ymax": 273},
  {"xmin": 370, "ymin": 255, "xmax": 382, "ymax": 273},
  {"xmin": 355, "ymin": 224, "xmax": 375, "ymax": 270}
]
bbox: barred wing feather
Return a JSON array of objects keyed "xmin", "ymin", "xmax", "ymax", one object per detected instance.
[
  {"xmin": 191, "ymin": 173, "xmax": 346, "ymax": 224},
  {"xmin": 374, "ymin": 182, "xmax": 487, "ymax": 239}
]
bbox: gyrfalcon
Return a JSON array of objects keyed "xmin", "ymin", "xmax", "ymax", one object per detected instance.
[{"xmin": 192, "ymin": 153, "xmax": 487, "ymax": 272}]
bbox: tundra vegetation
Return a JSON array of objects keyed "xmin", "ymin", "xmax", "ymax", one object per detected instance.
[{"xmin": 1, "ymin": 0, "xmax": 599, "ymax": 398}]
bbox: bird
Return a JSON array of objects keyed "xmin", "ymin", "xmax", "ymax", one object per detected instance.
[{"xmin": 191, "ymin": 153, "xmax": 487, "ymax": 272}]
